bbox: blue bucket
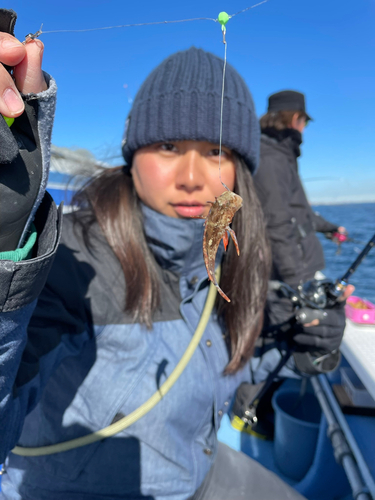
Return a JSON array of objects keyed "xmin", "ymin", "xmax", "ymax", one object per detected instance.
[{"xmin": 272, "ymin": 389, "xmax": 321, "ymax": 481}]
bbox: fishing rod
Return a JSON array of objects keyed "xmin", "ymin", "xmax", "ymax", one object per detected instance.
[
  {"xmin": 276, "ymin": 232, "xmax": 375, "ymax": 316},
  {"xmin": 339, "ymin": 232, "xmax": 375, "ymax": 283},
  {"xmin": 234, "ymin": 232, "xmax": 375, "ymax": 428}
]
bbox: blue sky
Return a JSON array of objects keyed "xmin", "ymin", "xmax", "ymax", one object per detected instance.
[{"xmin": 11, "ymin": 0, "xmax": 375, "ymax": 203}]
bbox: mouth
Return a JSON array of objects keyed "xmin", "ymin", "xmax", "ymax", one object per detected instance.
[{"xmin": 171, "ymin": 201, "xmax": 206, "ymax": 218}]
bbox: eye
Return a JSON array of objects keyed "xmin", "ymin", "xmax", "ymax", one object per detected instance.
[
  {"xmin": 159, "ymin": 143, "xmax": 178, "ymax": 152},
  {"xmin": 209, "ymin": 148, "xmax": 230, "ymax": 158}
]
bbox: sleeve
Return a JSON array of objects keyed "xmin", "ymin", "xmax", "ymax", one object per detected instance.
[
  {"xmin": 0, "ymin": 194, "xmax": 63, "ymax": 458},
  {"xmin": 253, "ymin": 152, "xmax": 303, "ymax": 286},
  {"xmin": 0, "ymin": 72, "xmax": 57, "ymax": 251},
  {"xmin": 0, "ymin": 71, "xmax": 92, "ymax": 459},
  {"xmin": 311, "ymin": 211, "xmax": 338, "ymax": 234},
  {"xmin": 0, "ymin": 202, "xmax": 96, "ymax": 460}
]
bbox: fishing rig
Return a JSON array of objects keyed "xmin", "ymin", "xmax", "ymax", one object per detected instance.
[
  {"xmin": 1, "ymin": 1, "xmax": 268, "ymax": 138},
  {"xmin": 0, "ymin": 3, "xmax": 263, "ymax": 249}
]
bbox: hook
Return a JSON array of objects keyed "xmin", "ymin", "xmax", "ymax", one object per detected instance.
[{"xmin": 23, "ymin": 24, "xmax": 43, "ymax": 44}]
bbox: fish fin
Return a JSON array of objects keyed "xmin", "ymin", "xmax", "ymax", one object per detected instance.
[
  {"xmin": 227, "ymin": 227, "xmax": 240, "ymax": 256},
  {"xmin": 190, "ymin": 215, "xmax": 206, "ymax": 219},
  {"xmin": 215, "ymin": 283, "xmax": 231, "ymax": 302},
  {"xmin": 211, "ymin": 272, "xmax": 231, "ymax": 302},
  {"xmin": 222, "ymin": 231, "xmax": 229, "ymax": 251}
]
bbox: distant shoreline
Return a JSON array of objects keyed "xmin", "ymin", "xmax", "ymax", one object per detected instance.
[{"xmin": 311, "ymin": 200, "xmax": 375, "ymax": 206}]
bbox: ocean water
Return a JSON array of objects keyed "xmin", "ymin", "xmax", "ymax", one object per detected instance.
[{"xmin": 313, "ymin": 203, "xmax": 375, "ymax": 304}]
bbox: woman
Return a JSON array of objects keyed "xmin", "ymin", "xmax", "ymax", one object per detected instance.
[{"xmin": 0, "ymin": 12, "xmax": 307, "ymax": 499}]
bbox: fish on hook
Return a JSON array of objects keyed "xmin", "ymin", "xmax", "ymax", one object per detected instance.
[{"xmin": 195, "ymin": 190, "xmax": 243, "ymax": 302}]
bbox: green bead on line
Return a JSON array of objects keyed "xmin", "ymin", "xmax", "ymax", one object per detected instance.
[
  {"xmin": 4, "ymin": 116, "xmax": 14, "ymax": 127},
  {"xmin": 218, "ymin": 11, "xmax": 230, "ymax": 31}
]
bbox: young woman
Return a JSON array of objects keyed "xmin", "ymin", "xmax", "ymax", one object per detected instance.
[{"xmin": 0, "ymin": 11, "xmax": 309, "ymax": 499}]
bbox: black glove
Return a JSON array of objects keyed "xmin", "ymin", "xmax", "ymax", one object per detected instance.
[
  {"xmin": 0, "ymin": 9, "xmax": 43, "ymax": 251},
  {"xmin": 292, "ymin": 301, "xmax": 346, "ymax": 354}
]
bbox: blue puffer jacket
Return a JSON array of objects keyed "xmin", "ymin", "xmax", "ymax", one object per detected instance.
[{"xmin": 0, "ymin": 193, "xmax": 250, "ymax": 499}]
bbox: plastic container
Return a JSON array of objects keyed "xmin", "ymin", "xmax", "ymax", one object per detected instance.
[
  {"xmin": 340, "ymin": 367, "xmax": 375, "ymax": 408},
  {"xmin": 345, "ymin": 296, "xmax": 375, "ymax": 324},
  {"xmin": 272, "ymin": 390, "xmax": 321, "ymax": 481}
]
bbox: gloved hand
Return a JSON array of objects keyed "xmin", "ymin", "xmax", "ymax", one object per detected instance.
[
  {"xmin": 292, "ymin": 302, "xmax": 346, "ymax": 354},
  {"xmin": 331, "ymin": 231, "xmax": 348, "ymax": 244},
  {"xmin": 0, "ymin": 9, "xmax": 47, "ymax": 251}
]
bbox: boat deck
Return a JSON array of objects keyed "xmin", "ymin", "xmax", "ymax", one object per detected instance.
[{"xmin": 341, "ymin": 319, "xmax": 375, "ymax": 401}]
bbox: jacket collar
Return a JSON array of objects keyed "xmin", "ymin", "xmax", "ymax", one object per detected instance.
[
  {"xmin": 261, "ymin": 127, "xmax": 302, "ymax": 158},
  {"xmin": 142, "ymin": 204, "xmax": 223, "ymax": 278}
]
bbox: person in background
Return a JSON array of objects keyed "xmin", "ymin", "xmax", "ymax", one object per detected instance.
[
  {"xmin": 239, "ymin": 91, "xmax": 351, "ymax": 438},
  {"xmin": 254, "ymin": 90, "xmax": 347, "ymax": 291}
]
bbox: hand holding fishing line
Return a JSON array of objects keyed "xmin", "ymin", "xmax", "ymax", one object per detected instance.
[
  {"xmin": 0, "ymin": 31, "xmax": 47, "ymax": 123},
  {"xmin": 0, "ymin": 9, "xmax": 52, "ymax": 251},
  {"xmin": 0, "ymin": 2, "xmax": 266, "ymax": 131}
]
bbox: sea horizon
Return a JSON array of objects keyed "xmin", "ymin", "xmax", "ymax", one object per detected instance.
[{"xmin": 311, "ymin": 200, "xmax": 375, "ymax": 206}]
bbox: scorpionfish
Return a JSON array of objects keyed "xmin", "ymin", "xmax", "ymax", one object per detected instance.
[{"xmin": 202, "ymin": 190, "xmax": 243, "ymax": 302}]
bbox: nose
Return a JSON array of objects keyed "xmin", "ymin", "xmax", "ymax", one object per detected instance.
[{"xmin": 175, "ymin": 150, "xmax": 205, "ymax": 193}]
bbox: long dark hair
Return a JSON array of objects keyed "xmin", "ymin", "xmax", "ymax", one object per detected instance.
[{"xmin": 73, "ymin": 157, "xmax": 270, "ymax": 374}]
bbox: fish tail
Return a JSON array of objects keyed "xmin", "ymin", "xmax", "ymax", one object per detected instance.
[
  {"xmin": 205, "ymin": 259, "xmax": 230, "ymax": 301},
  {"xmin": 215, "ymin": 282, "xmax": 231, "ymax": 302},
  {"xmin": 211, "ymin": 273, "xmax": 231, "ymax": 302}
]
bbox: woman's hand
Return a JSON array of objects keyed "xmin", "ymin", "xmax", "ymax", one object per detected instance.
[{"xmin": 0, "ymin": 32, "xmax": 47, "ymax": 118}]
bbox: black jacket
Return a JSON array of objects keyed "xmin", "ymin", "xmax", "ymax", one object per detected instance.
[
  {"xmin": 253, "ymin": 130, "xmax": 338, "ymax": 288},
  {"xmin": 251, "ymin": 130, "xmax": 343, "ymax": 376}
]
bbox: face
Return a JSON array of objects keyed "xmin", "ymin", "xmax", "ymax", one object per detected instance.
[
  {"xmin": 131, "ymin": 141, "xmax": 236, "ymax": 219},
  {"xmin": 291, "ymin": 112, "xmax": 308, "ymax": 133}
]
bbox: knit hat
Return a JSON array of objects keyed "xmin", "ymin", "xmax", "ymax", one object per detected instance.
[{"xmin": 122, "ymin": 47, "xmax": 260, "ymax": 173}]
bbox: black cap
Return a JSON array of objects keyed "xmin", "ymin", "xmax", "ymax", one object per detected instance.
[{"xmin": 267, "ymin": 90, "xmax": 312, "ymax": 121}]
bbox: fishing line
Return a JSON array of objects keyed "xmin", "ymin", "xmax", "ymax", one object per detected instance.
[
  {"xmin": 23, "ymin": 2, "xmax": 269, "ymax": 41},
  {"xmin": 21, "ymin": 3, "xmax": 268, "ymax": 195},
  {"xmin": 40, "ymin": 17, "xmax": 217, "ymax": 35},
  {"xmin": 218, "ymin": 39, "xmax": 229, "ymax": 191},
  {"xmin": 230, "ymin": 0, "xmax": 270, "ymax": 18}
]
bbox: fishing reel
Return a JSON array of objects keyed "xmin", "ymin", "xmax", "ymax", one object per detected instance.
[
  {"xmin": 281, "ymin": 231, "xmax": 375, "ymax": 316},
  {"xmin": 269, "ymin": 277, "xmax": 345, "ymax": 325},
  {"xmin": 296, "ymin": 278, "xmax": 346, "ymax": 310},
  {"xmin": 276, "ymin": 276, "xmax": 351, "ymax": 326}
]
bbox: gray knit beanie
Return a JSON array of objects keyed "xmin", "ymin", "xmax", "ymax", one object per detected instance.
[{"xmin": 122, "ymin": 47, "xmax": 260, "ymax": 173}]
